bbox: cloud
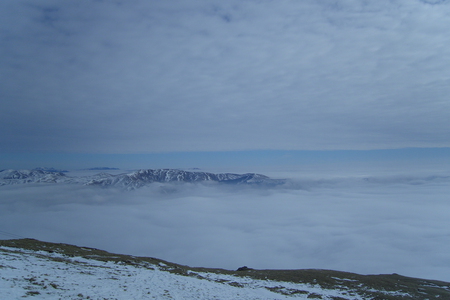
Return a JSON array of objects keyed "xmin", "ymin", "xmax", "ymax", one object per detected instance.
[
  {"xmin": 420, "ymin": 0, "xmax": 449, "ymax": 4},
  {"xmin": 1, "ymin": 0, "xmax": 450, "ymax": 153},
  {"xmin": 1, "ymin": 169, "xmax": 450, "ymax": 282}
]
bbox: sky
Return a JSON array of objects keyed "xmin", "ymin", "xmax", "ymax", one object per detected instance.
[{"xmin": 1, "ymin": 0, "xmax": 450, "ymax": 168}]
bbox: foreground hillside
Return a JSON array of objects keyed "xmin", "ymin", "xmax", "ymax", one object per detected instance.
[{"xmin": 1, "ymin": 239, "xmax": 449, "ymax": 299}]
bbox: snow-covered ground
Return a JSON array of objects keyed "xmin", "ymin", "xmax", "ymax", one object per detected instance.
[
  {"xmin": 0, "ymin": 245, "xmax": 372, "ymax": 300},
  {"xmin": 3, "ymin": 238, "xmax": 450, "ymax": 299}
]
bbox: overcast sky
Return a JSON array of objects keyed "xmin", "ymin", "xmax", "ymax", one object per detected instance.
[{"xmin": 1, "ymin": 0, "xmax": 450, "ymax": 159}]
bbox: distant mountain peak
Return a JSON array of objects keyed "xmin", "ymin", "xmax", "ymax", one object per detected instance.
[
  {"xmin": 85, "ymin": 167, "xmax": 120, "ymax": 171},
  {"xmin": 33, "ymin": 167, "xmax": 68, "ymax": 173},
  {"xmin": 0, "ymin": 169, "xmax": 68, "ymax": 185}
]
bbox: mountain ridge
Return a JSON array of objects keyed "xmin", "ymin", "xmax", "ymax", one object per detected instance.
[{"xmin": 0, "ymin": 168, "xmax": 284, "ymax": 189}]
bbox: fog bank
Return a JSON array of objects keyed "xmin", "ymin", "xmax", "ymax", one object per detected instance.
[{"xmin": 1, "ymin": 172, "xmax": 449, "ymax": 282}]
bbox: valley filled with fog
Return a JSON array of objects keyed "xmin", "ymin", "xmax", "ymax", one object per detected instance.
[{"xmin": 1, "ymin": 167, "xmax": 450, "ymax": 282}]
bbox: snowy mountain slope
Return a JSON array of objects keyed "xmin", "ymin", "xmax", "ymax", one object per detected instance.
[
  {"xmin": 1, "ymin": 239, "xmax": 450, "ymax": 300},
  {"xmin": 85, "ymin": 169, "xmax": 282, "ymax": 189},
  {"xmin": 0, "ymin": 169, "xmax": 284, "ymax": 189},
  {"xmin": 0, "ymin": 169, "xmax": 68, "ymax": 185}
]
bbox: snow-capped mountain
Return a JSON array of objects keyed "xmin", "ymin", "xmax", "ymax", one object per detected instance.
[
  {"xmin": 0, "ymin": 169, "xmax": 68, "ymax": 185},
  {"xmin": 0, "ymin": 168, "xmax": 284, "ymax": 189},
  {"xmin": 85, "ymin": 169, "xmax": 281, "ymax": 189}
]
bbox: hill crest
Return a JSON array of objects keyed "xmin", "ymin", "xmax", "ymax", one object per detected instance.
[{"xmin": 1, "ymin": 238, "xmax": 449, "ymax": 299}]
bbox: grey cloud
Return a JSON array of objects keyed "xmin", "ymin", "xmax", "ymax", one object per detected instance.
[
  {"xmin": 1, "ymin": 0, "xmax": 450, "ymax": 152},
  {"xmin": 420, "ymin": 0, "xmax": 448, "ymax": 4}
]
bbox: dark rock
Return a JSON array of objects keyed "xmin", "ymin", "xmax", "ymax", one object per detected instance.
[{"xmin": 237, "ymin": 266, "xmax": 253, "ymax": 271}]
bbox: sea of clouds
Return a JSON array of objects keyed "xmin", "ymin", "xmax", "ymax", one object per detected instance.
[{"xmin": 1, "ymin": 168, "xmax": 450, "ymax": 282}]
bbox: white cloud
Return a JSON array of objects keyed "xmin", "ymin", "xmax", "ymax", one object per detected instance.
[{"xmin": 1, "ymin": 169, "xmax": 449, "ymax": 282}]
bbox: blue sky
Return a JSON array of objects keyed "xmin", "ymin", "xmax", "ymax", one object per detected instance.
[{"xmin": 1, "ymin": 0, "xmax": 450, "ymax": 169}]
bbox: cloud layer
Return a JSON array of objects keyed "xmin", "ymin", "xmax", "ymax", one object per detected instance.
[
  {"xmin": 1, "ymin": 169, "xmax": 449, "ymax": 282},
  {"xmin": 1, "ymin": 0, "xmax": 450, "ymax": 152}
]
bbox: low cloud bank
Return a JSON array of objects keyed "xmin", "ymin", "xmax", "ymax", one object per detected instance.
[{"xmin": 1, "ymin": 172, "xmax": 449, "ymax": 282}]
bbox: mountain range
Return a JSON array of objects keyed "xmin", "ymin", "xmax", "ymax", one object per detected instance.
[{"xmin": 0, "ymin": 168, "xmax": 284, "ymax": 189}]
